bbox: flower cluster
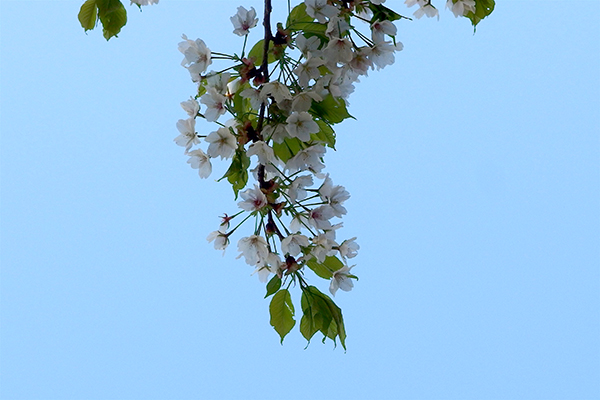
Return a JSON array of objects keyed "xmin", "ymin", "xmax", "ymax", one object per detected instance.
[{"xmin": 173, "ymin": 0, "xmax": 491, "ymax": 347}]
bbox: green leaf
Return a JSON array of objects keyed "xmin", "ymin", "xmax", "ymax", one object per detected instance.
[
  {"xmin": 305, "ymin": 258, "xmax": 334, "ymax": 279},
  {"xmin": 97, "ymin": 0, "xmax": 127, "ymax": 40},
  {"xmin": 286, "ymin": 3, "xmax": 312, "ymax": 30},
  {"xmin": 78, "ymin": 0, "xmax": 98, "ymax": 31},
  {"xmin": 248, "ymin": 39, "xmax": 277, "ymax": 64},
  {"xmin": 305, "ymin": 256, "xmax": 344, "ymax": 280},
  {"xmin": 310, "ymin": 94, "xmax": 353, "ymax": 125},
  {"xmin": 301, "ymin": 286, "xmax": 346, "ymax": 349},
  {"xmin": 219, "ymin": 149, "xmax": 249, "ymax": 199},
  {"xmin": 369, "ymin": 3, "xmax": 406, "ymax": 23},
  {"xmin": 292, "ymin": 22, "xmax": 328, "ymax": 40},
  {"xmin": 265, "ymin": 275, "xmax": 282, "ymax": 298},
  {"xmin": 465, "ymin": 0, "xmax": 495, "ymax": 29},
  {"xmin": 300, "ymin": 290, "xmax": 319, "ymax": 342},
  {"xmin": 272, "ymin": 137, "xmax": 303, "ymax": 164},
  {"xmin": 269, "ymin": 289, "xmax": 295, "ymax": 343},
  {"xmin": 312, "ymin": 120, "xmax": 336, "ymax": 149}
]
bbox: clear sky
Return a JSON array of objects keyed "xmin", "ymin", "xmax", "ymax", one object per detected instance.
[{"xmin": 1, "ymin": 1, "xmax": 599, "ymax": 399}]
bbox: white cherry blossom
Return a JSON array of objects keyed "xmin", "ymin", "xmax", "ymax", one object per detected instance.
[
  {"xmin": 247, "ymin": 141, "xmax": 278, "ymax": 166},
  {"xmin": 207, "ymin": 230, "xmax": 229, "ymax": 251},
  {"xmin": 237, "ymin": 235, "xmax": 269, "ymax": 265},
  {"xmin": 338, "ymin": 237, "xmax": 359, "ymax": 259},
  {"xmin": 325, "ymin": 16, "xmax": 350, "ymax": 39},
  {"xmin": 446, "ymin": 0, "xmax": 476, "ymax": 17},
  {"xmin": 200, "ymin": 88, "xmax": 227, "ymax": 122},
  {"xmin": 205, "ymin": 72, "xmax": 231, "ymax": 94},
  {"xmin": 230, "ymin": 6, "xmax": 258, "ymax": 36},
  {"xmin": 254, "ymin": 253, "xmax": 282, "ymax": 282},
  {"xmin": 187, "ymin": 149, "xmax": 212, "ymax": 178},
  {"xmin": 240, "ymin": 87, "xmax": 264, "ymax": 111},
  {"xmin": 237, "ymin": 185, "xmax": 267, "ymax": 212},
  {"xmin": 174, "ymin": 118, "xmax": 198, "ymax": 152},
  {"xmin": 287, "ymin": 175, "xmax": 313, "ymax": 203},
  {"xmin": 205, "ymin": 124, "xmax": 237, "ymax": 159},
  {"xmin": 285, "ymin": 145, "xmax": 326, "ymax": 173},
  {"xmin": 304, "ymin": 0, "xmax": 339, "ymax": 24},
  {"xmin": 319, "ymin": 175, "xmax": 350, "ymax": 217},
  {"xmin": 131, "ymin": 0, "xmax": 158, "ymax": 5},
  {"xmin": 329, "ymin": 265, "xmax": 355, "ymax": 296},
  {"xmin": 261, "ymin": 81, "xmax": 293, "ymax": 104},
  {"xmin": 292, "ymin": 91, "xmax": 322, "ymax": 113},
  {"xmin": 295, "ymin": 34, "xmax": 322, "ymax": 58},
  {"xmin": 370, "ymin": 41, "xmax": 400, "ymax": 70},
  {"xmin": 311, "ymin": 231, "xmax": 338, "ymax": 262},
  {"xmin": 323, "ymin": 37, "xmax": 353, "ymax": 65},
  {"xmin": 281, "ymin": 234, "xmax": 310, "ymax": 257},
  {"xmin": 371, "ymin": 20, "xmax": 397, "ymax": 43},
  {"xmin": 286, "ymin": 111, "xmax": 320, "ymax": 142},
  {"xmin": 180, "ymin": 97, "xmax": 200, "ymax": 118},
  {"xmin": 293, "ymin": 56, "xmax": 325, "ymax": 88},
  {"xmin": 261, "ymin": 123, "xmax": 288, "ymax": 144},
  {"xmin": 178, "ymin": 35, "xmax": 211, "ymax": 81},
  {"xmin": 308, "ymin": 205, "xmax": 335, "ymax": 230}
]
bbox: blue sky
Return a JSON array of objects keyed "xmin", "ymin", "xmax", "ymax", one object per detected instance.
[{"xmin": 1, "ymin": 1, "xmax": 599, "ymax": 399}]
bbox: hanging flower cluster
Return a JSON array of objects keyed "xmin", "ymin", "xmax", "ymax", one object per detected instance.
[
  {"xmin": 77, "ymin": 0, "xmax": 493, "ymax": 349},
  {"xmin": 172, "ymin": 0, "xmax": 493, "ymax": 348},
  {"xmin": 173, "ymin": 0, "xmax": 492, "ymax": 348},
  {"xmin": 77, "ymin": 0, "xmax": 494, "ymax": 349}
]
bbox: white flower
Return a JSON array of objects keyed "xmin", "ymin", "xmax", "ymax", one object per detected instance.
[
  {"xmin": 207, "ymin": 230, "xmax": 229, "ymax": 251},
  {"xmin": 240, "ymin": 87, "xmax": 265, "ymax": 111},
  {"xmin": 180, "ymin": 97, "xmax": 200, "ymax": 118},
  {"xmin": 205, "ymin": 123, "xmax": 237, "ymax": 159},
  {"xmin": 413, "ymin": 1, "xmax": 439, "ymax": 19},
  {"xmin": 371, "ymin": 20, "xmax": 397, "ymax": 43},
  {"xmin": 370, "ymin": 41, "xmax": 399, "ymax": 70},
  {"xmin": 261, "ymin": 81, "xmax": 293, "ymax": 104},
  {"xmin": 247, "ymin": 141, "xmax": 278, "ymax": 165},
  {"xmin": 237, "ymin": 235, "xmax": 269, "ymax": 265},
  {"xmin": 371, "ymin": 0, "xmax": 386, "ymax": 4},
  {"xmin": 285, "ymin": 145, "xmax": 326, "ymax": 173},
  {"xmin": 286, "ymin": 112, "xmax": 320, "ymax": 142},
  {"xmin": 304, "ymin": 0, "xmax": 339, "ymax": 24},
  {"xmin": 281, "ymin": 234, "xmax": 310, "ymax": 257},
  {"xmin": 311, "ymin": 230, "xmax": 337, "ymax": 262},
  {"xmin": 290, "ymin": 213, "xmax": 310, "ymax": 233},
  {"xmin": 323, "ymin": 37, "xmax": 353, "ymax": 64},
  {"xmin": 261, "ymin": 123, "xmax": 288, "ymax": 144},
  {"xmin": 296, "ymin": 34, "xmax": 322, "ymax": 58},
  {"xmin": 329, "ymin": 265, "xmax": 355, "ymax": 296},
  {"xmin": 174, "ymin": 118, "xmax": 199, "ymax": 152},
  {"xmin": 205, "ymin": 72, "xmax": 231, "ymax": 94},
  {"xmin": 254, "ymin": 253, "xmax": 282, "ymax": 282},
  {"xmin": 325, "ymin": 16, "xmax": 350, "ymax": 39},
  {"xmin": 237, "ymin": 185, "xmax": 268, "ymax": 212},
  {"xmin": 178, "ymin": 34, "xmax": 212, "ymax": 80},
  {"xmin": 446, "ymin": 0, "xmax": 475, "ymax": 17},
  {"xmin": 308, "ymin": 205, "xmax": 335, "ymax": 230},
  {"xmin": 131, "ymin": 0, "xmax": 158, "ymax": 5},
  {"xmin": 338, "ymin": 237, "xmax": 359, "ymax": 259},
  {"xmin": 230, "ymin": 6, "xmax": 258, "ymax": 36},
  {"xmin": 293, "ymin": 56, "xmax": 325, "ymax": 88},
  {"xmin": 292, "ymin": 91, "xmax": 323, "ymax": 113},
  {"xmin": 187, "ymin": 149, "xmax": 212, "ymax": 178},
  {"xmin": 287, "ymin": 175, "xmax": 313, "ymax": 203},
  {"xmin": 348, "ymin": 47, "xmax": 373, "ymax": 76},
  {"xmin": 319, "ymin": 175, "xmax": 350, "ymax": 217},
  {"xmin": 405, "ymin": 0, "xmax": 423, "ymax": 7},
  {"xmin": 200, "ymin": 88, "xmax": 227, "ymax": 122}
]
